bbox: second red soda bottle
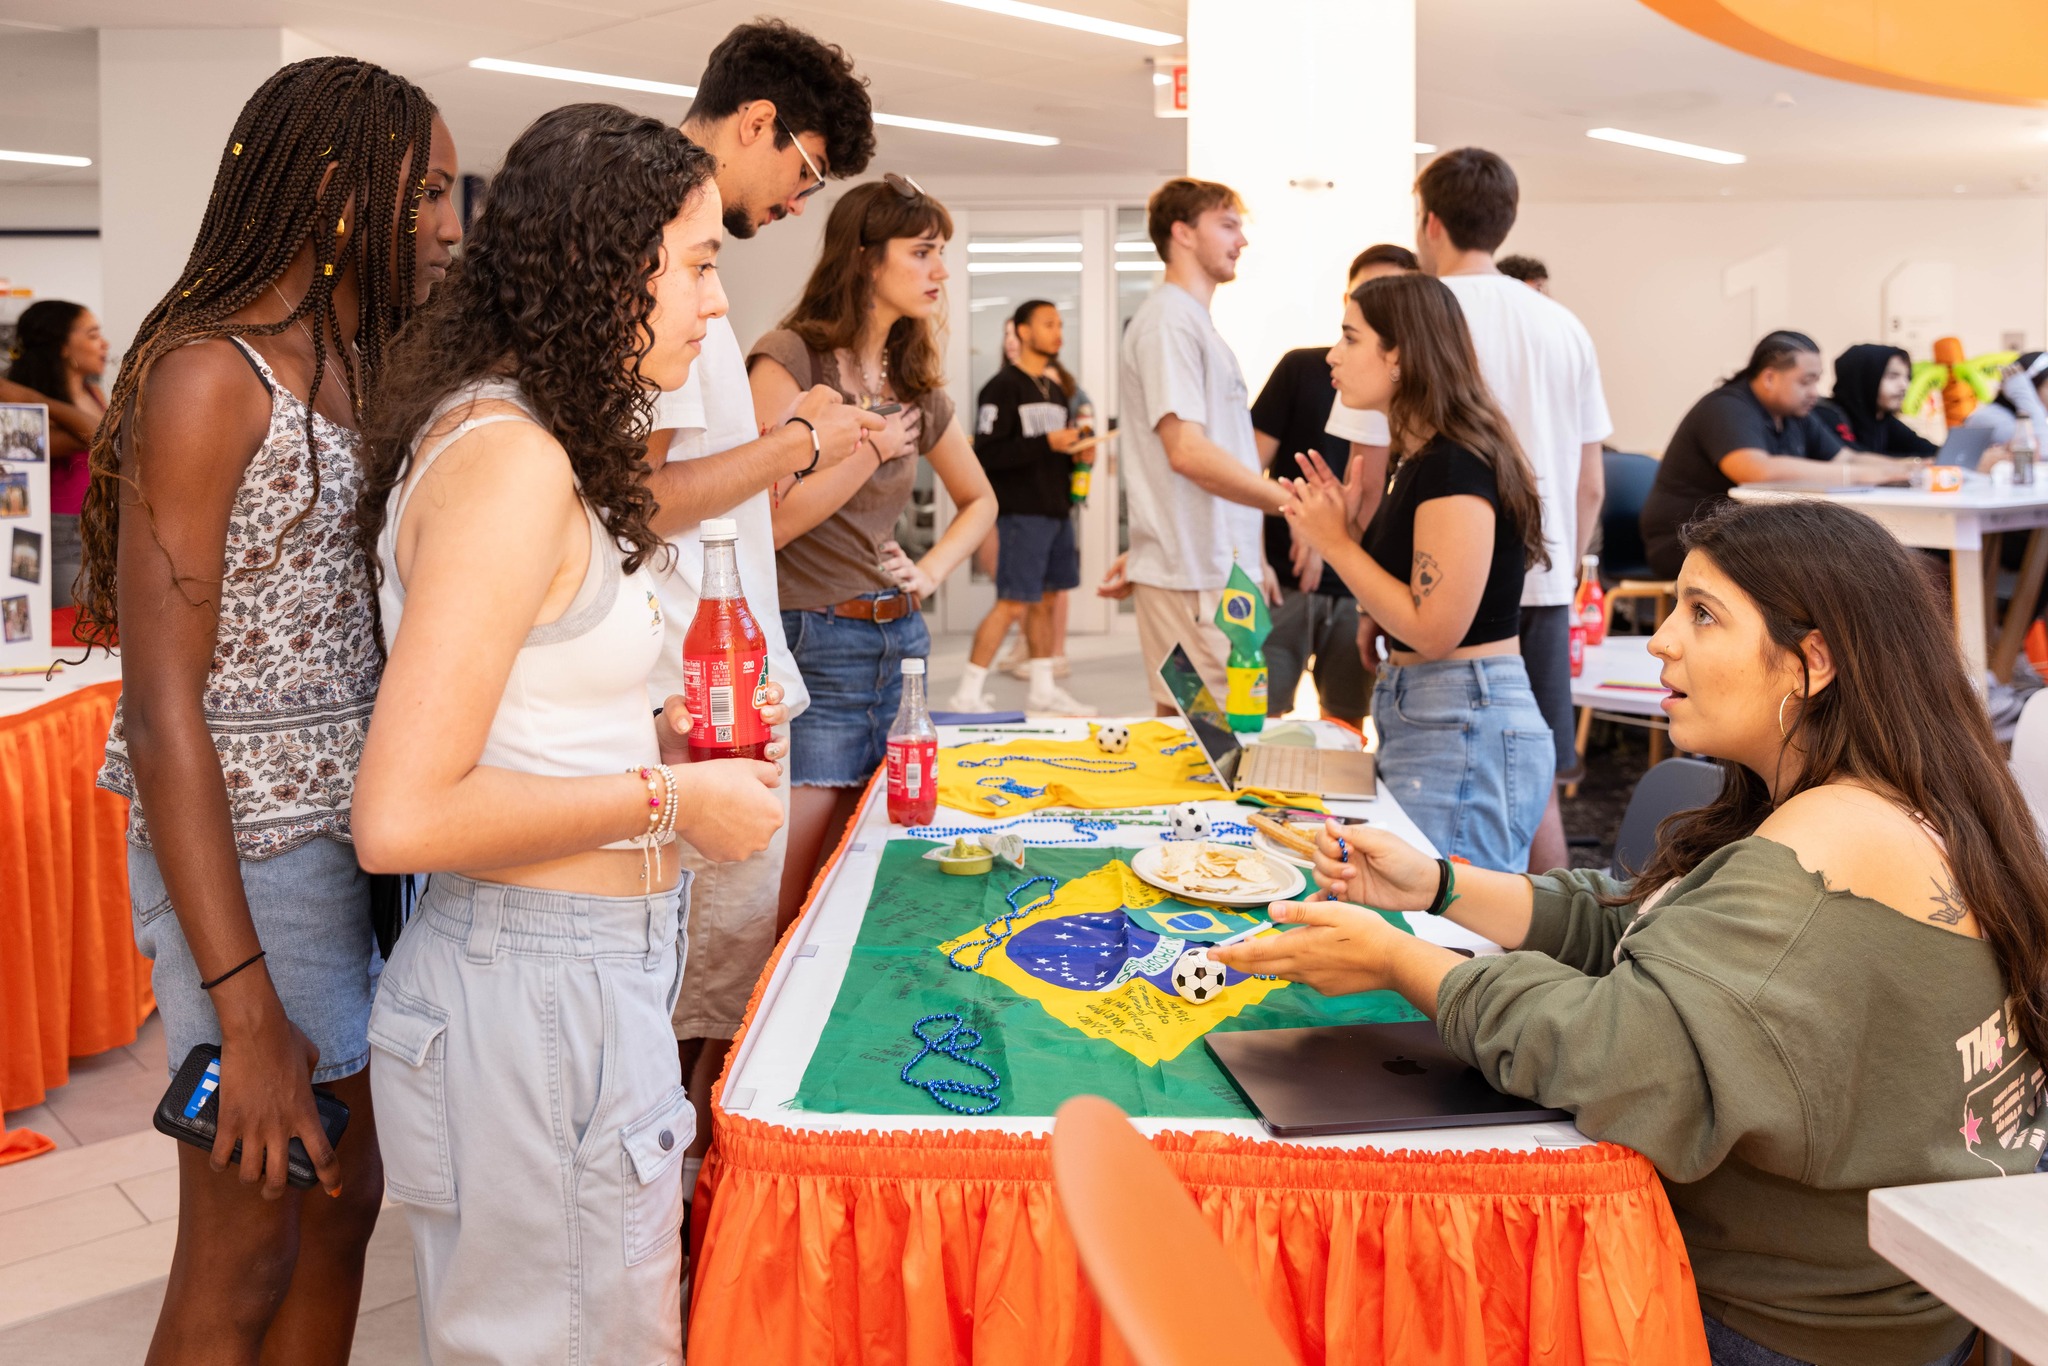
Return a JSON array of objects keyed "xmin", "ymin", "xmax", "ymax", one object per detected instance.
[
  {"xmin": 682, "ymin": 518, "xmax": 770, "ymax": 762},
  {"xmin": 886, "ymin": 657, "xmax": 938, "ymax": 827}
]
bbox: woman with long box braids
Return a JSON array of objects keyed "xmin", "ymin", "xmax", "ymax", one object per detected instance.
[{"xmin": 76, "ymin": 58, "xmax": 460, "ymax": 1365}]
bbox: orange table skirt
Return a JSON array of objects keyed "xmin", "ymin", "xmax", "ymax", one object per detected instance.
[{"xmin": 0, "ymin": 680, "xmax": 153, "ymax": 1114}]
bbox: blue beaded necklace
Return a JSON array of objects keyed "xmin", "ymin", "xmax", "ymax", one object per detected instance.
[
  {"xmin": 900, "ymin": 1013, "xmax": 1002, "ymax": 1115},
  {"xmin": 945, "ymin": 873, "xmax": 1056, "ymax": 971},
  {"xmin": 954, "ymin": 754, "xmax": 1138, "ymax": 774}
]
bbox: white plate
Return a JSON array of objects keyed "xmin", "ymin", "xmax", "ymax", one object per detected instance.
[
  {"xmin": 1251, "ymin": 828, "xmax": 1317, "ymax": 870},
  {"xmin": 1130, "ymin": 843, "xmax": 1305, "ymax": 907}
]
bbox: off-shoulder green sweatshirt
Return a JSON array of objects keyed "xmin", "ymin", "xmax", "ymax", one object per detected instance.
[{"xmin": 1435, "ymin": 836, "xmax": 2047, "ymax": 1366}]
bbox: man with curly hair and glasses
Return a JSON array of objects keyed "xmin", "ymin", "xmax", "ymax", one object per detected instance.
[{"xmin": 640, "ymin": 18, "xmax": 886, "ymax": 1224}]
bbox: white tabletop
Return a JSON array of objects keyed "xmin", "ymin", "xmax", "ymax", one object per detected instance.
[
  {"xmin": 1869, "ymin": 1174, "xmax": 2048, "ymax": 1359},
  {"xmin": 0, "ymin": 647, "xmax": 120, "ymax": 719},
  {"xmin": 719, "ymin": 716, "xmax": 1589, "ymax": 1155},
  {"xmin": 1729, "ymin": 479, "xmax": 2048, "ymax": 547},
  {"xmin": 1571, "ymin": 637, "xmax": 1667, "ymax": 719}
]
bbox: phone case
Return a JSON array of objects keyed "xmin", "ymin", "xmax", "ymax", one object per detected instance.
[{"xmin": 153, "ymin": 1043, "xmax": 350, "ymax": 1189}]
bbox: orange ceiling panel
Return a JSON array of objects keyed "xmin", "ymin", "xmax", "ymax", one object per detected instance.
[{"xmin": 1641, "ymin": 0, "xmax": 2048, "ymax": 106}]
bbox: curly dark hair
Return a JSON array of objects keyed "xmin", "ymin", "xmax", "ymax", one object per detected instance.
[
  {"xmin": 6, "ymin": 299, "xmax": 88, "ymax": 400},
  {"xmin": 73, "ymin": 57, "xmax": 437, "ymax": 653},
  {"xmin": 357, "ymin": 103, "xmax": 716, "ymax": 590},
  {"xmin": 688, "ymin": 19, "xmax": 874, "ymax": 181}
]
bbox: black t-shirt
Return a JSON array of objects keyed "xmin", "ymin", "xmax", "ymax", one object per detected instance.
[
  {"xmin": 1640, "ymin": 380, "xmax": 1843, "ymax": 578},
  {"xmin": 972, "ymin": 362, "xmax": 1075, "ymax": 519},
  {"xmin": 1250, "ymin": 346, "xmax": 1352, "ymax": 595},
  {"xmin": 1361, "ymin": 436, "xmax": 1526, "ymax": 652}
]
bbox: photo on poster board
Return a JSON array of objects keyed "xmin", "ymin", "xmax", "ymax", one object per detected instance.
[
  {"xmin": 0, "ymin": 404, "xmax": 49, "ymax": 464},
  {"xmin": 0, "ymin": 470, "xmax": 27, "ymax": 517},
  {"xmin": 1, "ymin": 594, "xmax": 30, "ymax": 643},
  {"xmin": 9, "ymin": 528, "xmax": 40, "ymax": 583}
]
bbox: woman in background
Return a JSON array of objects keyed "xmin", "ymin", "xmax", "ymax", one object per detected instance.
[
  {"xmin": 4, "ymin": 300, "xmax": 108, "ymax": 605},
  {"xmin": 749, "ymin": 175, "xmax": 995, "ymax": 929}
]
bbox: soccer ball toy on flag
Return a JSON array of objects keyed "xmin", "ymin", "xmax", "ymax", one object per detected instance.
[{"xmin": 1214, "ymin": 560, "xmax": 1271, "ymax": 734}]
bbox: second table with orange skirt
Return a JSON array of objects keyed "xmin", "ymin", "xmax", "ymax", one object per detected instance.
[{"xmin": 688, "ymin": 718, "xmax": 1710, "ymax": 1365}]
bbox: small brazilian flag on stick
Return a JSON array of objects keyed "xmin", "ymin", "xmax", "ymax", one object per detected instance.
[{"xmin": 1214, "ymin": 560, "xmax": 1271, "ymax": 733}]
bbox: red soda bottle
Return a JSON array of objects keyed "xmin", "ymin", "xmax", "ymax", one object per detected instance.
[
  {"xmin": 886, "ymin": 657, "xmax": 939, "ymax": 826},
  {"xmin": 681, "ymin": 518, "xmax": 770, "ymax": 762},
  {"xmin": 1569, "ymin": 623, "xmax": 1586, "ymax": 679},
  {"xmin": 1575, "ymin": 553, "xmax": 1607, "ymax": 647}
]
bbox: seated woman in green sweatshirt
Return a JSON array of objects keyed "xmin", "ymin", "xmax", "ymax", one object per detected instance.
[{"xmin": 1212, "ymin": 498, "xmax": 2048, "ymax": 1366}]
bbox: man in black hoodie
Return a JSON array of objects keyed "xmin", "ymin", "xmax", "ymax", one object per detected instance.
[{"xmin": 948, "ymin": 300, "xmax": 1093, "ymax": 715}]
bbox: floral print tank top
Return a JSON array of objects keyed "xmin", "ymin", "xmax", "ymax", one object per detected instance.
[{"xmin": 98, "ymin": 338, "xmax": 382, "ymax": 859}]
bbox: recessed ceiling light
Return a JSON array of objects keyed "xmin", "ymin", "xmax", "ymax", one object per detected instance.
[
  {"xmin": 1413, "ymin": 142, "xmax": 1437, "ymax": 154},
  {"xmin": 966, "ymin": 260, "xmax": 1083, "ymax": 273},
  {"xmin": 933, "ymin": 0, "xmax": 1180, "ymax": 46},
  {"xmin": 0, "ymin": 148, "xmax": 92, "ymax": 168},
  {"xmin": 1114, "ymin": 259, "xmax": 1165, "ymax": 272},
  {"xmin": 470, "ymin": 57, "xmax": 1060, "ymax": 147},
  {"xmin": 968, "ymin": 241, "xmax": 1083, "ymax": 253},
  {"xmin": 1586, "ymin": 127, "xmax": 1744, "ymax": 165},
  {"xmin": 1114, "ymin": 242, "xmax": 1158, "ymax": 252}
]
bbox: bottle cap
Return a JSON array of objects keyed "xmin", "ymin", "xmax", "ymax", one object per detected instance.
[
  {"xmin": 702, "ymin": 518, "xmax": 738, "ymax": 541},
  {"xmin": 902, "ymin": 658, "xmax": 926, "ymax": 676}
]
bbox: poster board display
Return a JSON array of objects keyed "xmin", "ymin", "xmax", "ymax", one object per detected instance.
[{"xmin": 0, "ymin": 403, "xmax": 54, "ymax": 689}]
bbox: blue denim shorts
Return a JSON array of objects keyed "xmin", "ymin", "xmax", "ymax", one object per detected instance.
[
  {"xmin": 994, "ymin": 513, "xmax": 1079, "ymax": 603},
  {"xmin": 130, "ymin": 836, "xmax": 379, "ymax": 1083},
  {"xmin": 1371, "ymin": 656, "xmax": 1554, "ymax": 873},
  {"xmin": 783, "ymin": 599, "xmax": 932, "ymax": 788}
]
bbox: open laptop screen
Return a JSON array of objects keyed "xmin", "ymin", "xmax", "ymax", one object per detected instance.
[{"xmin": 1158, "ymin": 643, "xmax": 1242, "ymax": 788}]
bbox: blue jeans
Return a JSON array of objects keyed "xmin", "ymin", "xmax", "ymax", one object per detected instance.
[
  {"xmin": 783, "ymin": 599, "xmax": 932, "ymax": 788},
  {"xmin": 1371, "ymin": 656, "xmax": 1553, "ymax": 872},
  {"xmin": 1703, "ymin": 1316, "xmax": 1975, "ymax": 1366}
]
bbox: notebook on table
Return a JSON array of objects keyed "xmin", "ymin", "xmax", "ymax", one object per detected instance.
[
  {"xmin": 1156, "ymin": 643, "xmax": 1375, "ymax": 799},
  {"xmin": 1205, "ymin": 1021, "xmax": 1573, "ymax": 1138}
]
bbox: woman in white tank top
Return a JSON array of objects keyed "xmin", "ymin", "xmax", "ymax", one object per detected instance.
[{"xmin": 349, "ymin": 106, "xmax": 786, "ymax": 1366}]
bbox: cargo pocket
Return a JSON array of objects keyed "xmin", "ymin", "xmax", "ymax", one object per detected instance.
[
  {"xmin": 367, "ymin": 986, "xmax": 455, "ymax": 1205},
  {"xmin": 620, "ymin": 1086, "xmax": 693, "ymax": 1267}
]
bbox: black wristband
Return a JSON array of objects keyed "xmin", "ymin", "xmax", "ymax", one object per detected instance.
[
  {"xmin": 1424, "ymin": 858, "xmax": 1453, "ymax": 915},
  {"xmin": 786, "ymin": 415, "xmax": 820, "ymax": 479},
  {"xmin": 200, "ymin": 949, "xmax": 266, "ymax": 991}
]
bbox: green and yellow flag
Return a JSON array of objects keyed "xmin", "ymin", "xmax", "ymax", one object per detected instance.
[{"xmin": 1214, "ymin": 560, "xmax": 1271, "ymax": 733}]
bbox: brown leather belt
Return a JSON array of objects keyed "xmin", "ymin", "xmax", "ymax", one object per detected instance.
[{"xmin": 823, "ymin": 592, "xmax": 913, "ymax": 623}]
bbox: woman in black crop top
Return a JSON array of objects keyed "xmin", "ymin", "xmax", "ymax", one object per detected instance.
[{"xmin": 1280, "ymin": 273, "xmax": 1555, "ymax": 871}]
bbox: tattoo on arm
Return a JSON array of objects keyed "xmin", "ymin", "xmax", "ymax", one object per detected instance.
[
  {"xmin": 1928, "ymin": 876, "xmax": 1969, "ymax": 926},
  {"xmin": 1412, "ymin": 551, "xmax": 1441, "ymax": 610}
]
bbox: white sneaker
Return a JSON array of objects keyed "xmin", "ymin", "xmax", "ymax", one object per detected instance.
[
  {"xmin": 1006, "ymin": 652, "xmax": 1071, "ymax": 680},
  {"xmin": 1026, "ymin": 685, "xmax": 1096, "ymax": 717},
  {"xmin": 996, "ymin": 640, "xmax": 1030, "ymax": 675},
  {"xmin": 945, "ymin": 690, "xmax": 999, "ymax": 714}
]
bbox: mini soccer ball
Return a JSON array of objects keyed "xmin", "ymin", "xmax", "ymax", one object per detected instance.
[
  {"xmin": 1170, "ymin": 804, "xmax": 1209, "ymax": 841},
  {"xmin": 1095, "ymin": 724, "xmax": 1131, "ymax": 754},
  {"xmin": 1171, "ymin": 948, "xmax": 1227, "ymax": 1004}
]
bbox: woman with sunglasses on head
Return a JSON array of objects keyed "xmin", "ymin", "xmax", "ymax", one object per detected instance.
[
  {"xmin": 749, "ymin": 174, "xmax": 996, "ymax": 926},
  {"xmin": 74, "ymin": 58, "xmax": 459, "ymax": 1365},
  {"xmin": 1279, "ymin": 272, "xmax": 1553, "ymax": 871},
  {"xmin": 1216, "ymin": 499, "xmax": 2048, "ymax": 1366},
  {"xmin": 352, "ymin": 104, "xmax": 787, "ymax": 1363}
]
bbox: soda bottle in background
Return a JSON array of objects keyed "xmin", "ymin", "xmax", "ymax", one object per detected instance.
[
  {"xmin": 682, "ymin": 518, "xmax": 770, "ymax": 762},
  {"xmin": 886, "ymin": 658, "xmax": 939, "ymax": 826},
  {"xmin": 2013, "ymin": 416, "xmax": 2037, "ymax": 488},
  {"xmin": 1069, "ymin": 399, "xmax": 1097, "ymax": 506},
  {"xmin": 1575, "ymin": 554, "xmax": 1606, "ymax": 646},
  {"xmin": 1569, "ymin": 623, "xmax": 1586, "ymax": 679}
]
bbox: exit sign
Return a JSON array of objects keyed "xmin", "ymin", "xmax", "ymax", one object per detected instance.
[{"xmin": 1153, "ymin": 60, "xmax": 1188, "ymax": 119}]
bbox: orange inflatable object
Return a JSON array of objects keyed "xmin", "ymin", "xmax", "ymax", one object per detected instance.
[{"xmin": 1932, "ymin": 337, "xmax": 1978, "ymax": 426}]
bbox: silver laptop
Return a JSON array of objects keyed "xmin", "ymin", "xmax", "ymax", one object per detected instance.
[{"xmin": 1156, "ymin": 643, "xmax": 1375, "ymax": 799}]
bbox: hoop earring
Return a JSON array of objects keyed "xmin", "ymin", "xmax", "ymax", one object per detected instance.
[
  {"xmin": 1390, "ymin": 365, "xmax": 1401, "ymax": 383},
  {"xmin": 1778, "ymin": 689, "xmax": 1800, "ymax": 739}
]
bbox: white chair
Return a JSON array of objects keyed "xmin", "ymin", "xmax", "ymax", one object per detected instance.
[{"xmin": 2010, "ymin": 690, "xmax": 2048, "ymax": 845}]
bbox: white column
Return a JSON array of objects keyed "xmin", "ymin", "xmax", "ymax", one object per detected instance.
[
  {"xmin": 98, "ymin": 29, "xmax": 328, "ymax": 369},
  {"xmin": 1186, "ymin": 0, "xmax": 1416, "ymax": 394}
]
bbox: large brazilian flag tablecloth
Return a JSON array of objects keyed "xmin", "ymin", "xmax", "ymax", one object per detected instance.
[{"xmin": 793, "ymin": 840, "xmax": 1423, "ymax": 1118}]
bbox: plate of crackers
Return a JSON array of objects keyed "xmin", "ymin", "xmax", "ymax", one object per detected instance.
[{"xmin": 1132, "ymin": 840, "xmax": 1305, "ymax": 907}]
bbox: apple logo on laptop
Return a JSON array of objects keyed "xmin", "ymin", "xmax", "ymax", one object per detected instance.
[{"xmin": 1382, "ymin": 1055, "xmax": 1427, "ymax": 1076}]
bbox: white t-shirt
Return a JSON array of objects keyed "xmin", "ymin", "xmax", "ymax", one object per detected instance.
[
  {"xmin": 1323, "ymin": 400, "xmax": 1390, "ymax": 446},
  {"xmin": 1439, "ymin": 273, "xmax": 1612, "ymax": 606},
  {"xmin": 646, "ymin": 314, "xmax": 809, "ymax": 718},
  {"xmin": 1119, "ymin": 283, "xmax": 1266, "ymax": 591}
]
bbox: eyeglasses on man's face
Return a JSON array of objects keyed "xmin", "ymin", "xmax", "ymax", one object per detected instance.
[{"xmin": 776, "ymin": 117, "xmax": 827, "ymax": 202}]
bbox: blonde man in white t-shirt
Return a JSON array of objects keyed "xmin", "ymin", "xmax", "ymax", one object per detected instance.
[
  {"xmin": 1415, "ymin": 147, "xmax": 1613, "ymax": 872},
  {"xmin": 1116, "ymin": 177, "xmax": 1286, "ymax": 713},
  {"xmin": 641, "ymin": 20, "xmax": 885, "ymax": 1213}
]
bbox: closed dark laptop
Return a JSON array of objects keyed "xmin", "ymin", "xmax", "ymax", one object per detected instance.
[{"xmin": 1205, "ymin": 1021, "xmax": 1573, "ymax": 1138}]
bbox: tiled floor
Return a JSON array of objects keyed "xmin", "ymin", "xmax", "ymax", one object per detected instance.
[{"xmin": 0, "ymin": 1016, "xmax": 426, "ymax": 1363}]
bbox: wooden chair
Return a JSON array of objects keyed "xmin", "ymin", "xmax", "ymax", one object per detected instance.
[
  {"xmin": 1050, "ymin": 1095, "xmax": 1299, "ymax": 1366},
  {"xmin": 1604, "ymin": 579, "xmax": 1677, "ymax": 636},
  {"xmin": 1565, "ymin": 589, "xmax": 1679, "ymax": 798}
]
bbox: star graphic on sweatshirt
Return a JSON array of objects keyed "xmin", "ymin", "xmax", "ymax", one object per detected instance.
[{"xmin": 1960, "ymin": 1112, "xmax": 1983, "ymax": 1146}]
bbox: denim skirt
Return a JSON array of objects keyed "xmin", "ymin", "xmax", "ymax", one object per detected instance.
[
  {"xmin": 1370, "ymin": 655, "xmax": 1554, "ymax": 872},
  {"xmin": 783, "ymin": 598, "xmax": 932, "ymax": 788}
]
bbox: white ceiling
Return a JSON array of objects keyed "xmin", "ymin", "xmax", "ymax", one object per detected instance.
[{"xmin": 5, "ymin": 0, "xmax": 2048, "ymax": 201}]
